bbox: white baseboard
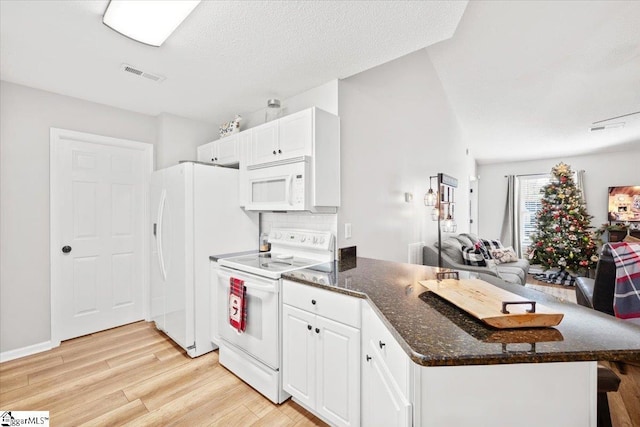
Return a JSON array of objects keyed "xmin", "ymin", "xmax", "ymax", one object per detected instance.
[{"xmin": 0, "ymin": 341, "xmax": 53, "ymax": 363}]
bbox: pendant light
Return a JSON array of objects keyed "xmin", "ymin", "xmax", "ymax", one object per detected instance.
[{"xmin": 424, "ymin": 176, "xmax": 437, "ymax": 206}]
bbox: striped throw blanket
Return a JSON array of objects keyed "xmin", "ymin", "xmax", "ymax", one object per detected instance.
[{"xmin": 608, "ymin": 242, "xmax": 640, "ymax": 324}]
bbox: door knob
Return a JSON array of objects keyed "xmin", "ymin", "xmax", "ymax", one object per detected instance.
[{"xmin": 62, "ymin": 246, "xmax": 72, "ymax": 253}]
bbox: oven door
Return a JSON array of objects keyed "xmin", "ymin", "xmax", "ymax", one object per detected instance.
[{"xmin": 217, "ymin": 267, "xmax": 280, "ymax": 369}]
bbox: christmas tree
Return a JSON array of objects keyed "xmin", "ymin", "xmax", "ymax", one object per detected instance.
[{"xmin": 528, "ymin": 163, "xmax": 599, "ymax": 274}]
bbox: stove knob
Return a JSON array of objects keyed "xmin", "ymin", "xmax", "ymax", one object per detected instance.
[
  {"xmin": 319, "ymin": 237, "xmax": 325, "ymax": 244},
  {"xmin": 300, "ymin": 236, "xmax": 306, "ymax": 242},
  {"xmin": 274, "ymin": 232, "xmax": 282, "ymax": 239},
  {"xmin": 318, "ymin": 278, "xmax": 326, "ymax": 285},
  {"xmin": 312, "ymin": 237, "xmax": 318, "ymax": 244}
]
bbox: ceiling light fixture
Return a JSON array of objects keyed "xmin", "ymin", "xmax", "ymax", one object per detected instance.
[{"xmin": 103, "ymin": 0, "xmax": 201, "ymax": 47}]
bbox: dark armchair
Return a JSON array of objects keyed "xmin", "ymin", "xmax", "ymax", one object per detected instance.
[
  {"xmin": 575, "ymin": 245, "xmax": 616, "ymax": 316},
  {"xmin": 575, "ymin": 244, "xmax": 623, "ymax": 427}
]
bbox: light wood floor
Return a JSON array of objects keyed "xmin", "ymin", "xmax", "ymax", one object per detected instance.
[
  {"xmin": 525, "ymin": 275, "xmax": 640, "ymax": 427},
  {"xmin": 0, "ymin": 321, "xmax": 326, "ymax": 426},
  {"xmin": 2, "ymin": 306, "xmax": 638, "ymax": 427}
]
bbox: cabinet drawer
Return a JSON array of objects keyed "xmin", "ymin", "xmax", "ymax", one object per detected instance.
[
  {"xmin": 363, "ymin": 302, "xmax": 410, "ymax": 395},
  {"xmin": 283, "ymin": 280, "xmax": 361, "ymax": 328}
]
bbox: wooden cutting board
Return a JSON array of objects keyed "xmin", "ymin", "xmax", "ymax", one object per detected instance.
[{"xmin": 419, "ymin": 278, "xmax": 564, "ymax": 329}]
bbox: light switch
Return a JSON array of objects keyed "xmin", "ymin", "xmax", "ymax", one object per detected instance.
[{"xmin": 345, "ymin": 223, "xmax": 352, "ymax": 239}]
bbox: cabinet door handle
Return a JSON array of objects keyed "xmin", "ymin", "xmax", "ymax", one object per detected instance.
[
  {"xmin": 278, "ymin": 149, "xmax": 282, "ymax": 154},
  {"xmin": 311, "ymin": 299, "xmax": 316, "ymax": 305},
  {"xmin": 379, "ymin": 341, "xmax": 386, "ymax": 349},
  {"xmin": 366, "ymin": 355, "xmax": 372, "ymax": 362},
  {"xmin": 315, "ymin": 328, "xmax": 320, "ymax": 334},
  {"xmin": 273, "ymin": 150, "xmax": 277, "ymax": 155},
  {"xmin": 211, "ymin": 158, "xmax": 215, "ymax": 162},
  {"xmin": 307, "ymin": 325, "xmax": 312, "ymax": 330}
]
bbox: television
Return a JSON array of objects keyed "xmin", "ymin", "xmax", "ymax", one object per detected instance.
[{"xmin": 608, "ymin": 186, "xmax": 640, "ymax": 222}]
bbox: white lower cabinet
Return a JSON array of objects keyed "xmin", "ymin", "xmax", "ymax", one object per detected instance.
[
  {"xmin": 361, "ymin": 303, "xmax": 412, "ymax": 427},
  {"xmin": 362, "ymin": 340, "xmax": 412, "ymax": 427},
  {"xmin": 282, "ymin": 302, "xmax": 360, "ymax": 427}
]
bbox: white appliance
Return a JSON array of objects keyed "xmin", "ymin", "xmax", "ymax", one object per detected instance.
[
  {"xmin": 245, "ymin": 156, "xmax": 310, "ymax": 211},
  {"xmin": 216, "ymin": 228, "xmax": 335, "ymax": 403},
  {"xmin": 150, "ymin": 161, "xmax": 258, "ymax": 357},
  {"xmin": 244, "ymin": 156, "xmax": 336, "ymax": 213}
]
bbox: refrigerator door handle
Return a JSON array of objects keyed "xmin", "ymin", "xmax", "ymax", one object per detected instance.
[{"xmin": 156, "ymin": 189, "xmax": 167, "ymax": 281}]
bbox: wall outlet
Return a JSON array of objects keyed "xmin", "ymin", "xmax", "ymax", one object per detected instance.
[{"xmin": 345, "ymin": 223, "xmax": 352, "ymax": 239}]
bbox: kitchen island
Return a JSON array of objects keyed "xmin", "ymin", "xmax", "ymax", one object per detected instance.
[{"xmin": 281, "ymin": 257, "xmax": 640, "ymax": 427}]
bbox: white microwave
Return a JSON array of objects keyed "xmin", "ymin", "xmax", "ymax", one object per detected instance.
[{"xmin": 244, "ymin": 156, "xmax": 311, "ymax": 211}]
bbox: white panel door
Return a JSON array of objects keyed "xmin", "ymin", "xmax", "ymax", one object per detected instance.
[
  {"xmin": 316, "ymin": 315, "xmax": 360, "ymax": 427},
  {"xmin": 278, "ymin": 108, "xmax": 313, "ymax": 159},
  {"xmin": 250, "ymin": 121, "xmax": 278, "ymax": 165},
  {"xmin": 215, "ymin": 134, "xmax": 239, "ymax": 165},
  {"xmin": 282, "ymin": 304, "xmax": 316, "ymax": 409},
  {"xmin": 51, "ymin": 128, "xmax": 151, "ymax": 344}
]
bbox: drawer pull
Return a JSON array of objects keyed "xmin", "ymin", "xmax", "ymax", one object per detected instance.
[
  {"xmin": 307, "ymin": 325, "xmax": 312, "ymax": 330},
  {"xmin": 366, "ymin": 355, "xmax": 372, "ymax": 362},
  {"xmin": 315, "ymin": 328, "xmax": 320, "ymax": 334},
  {"xmin": 379, "ymin": 341, "xmax": 386, "ymax": 349},
  {"xmin": 311, "ymin": 299, "xmax": 317, "ymax": 305}
]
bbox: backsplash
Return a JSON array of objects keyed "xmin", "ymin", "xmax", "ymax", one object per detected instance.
[{"xmin": 260, "ymin": 212, "xmax": 338, "ymax": 239}]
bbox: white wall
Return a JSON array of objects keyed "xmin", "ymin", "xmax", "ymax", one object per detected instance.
[
  {"xmin": 241, "ymin": 80, "xmax": 339, "ymax": 129},
  {"xmin": 337, "ymin": 49, "xmax": 476, "ymax": 263},
  {"xmin": 156, "ymin": 113, "xmax": 218, "ymax": 169},
  {"xmin": 0, "ymin": 81, "xmax": 157, "ymax": 354},
  {"xmin": 477, "ymin": 146, "xmax": 640, "ymax": 240}
]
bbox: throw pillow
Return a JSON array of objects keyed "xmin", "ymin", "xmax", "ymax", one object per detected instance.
[
  {"xmin": 490, "ymin": 246, "xmax": 519, "ymax": 264},
  {"xmin": 481, "ymin": 239, "xmax": 504, "ymax": 252},
  {"xmin": 461, "ymin": 245, "xmax": 488, "ymax": 267}
]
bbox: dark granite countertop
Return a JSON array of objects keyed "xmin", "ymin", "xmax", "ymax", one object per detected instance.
[
  {"xmin": 282, "ymin": 257, "xmax": 640, "ymax": 367},
  {"xmin": 209, "ymin": 250, "xmax": 260, "ymax": 262}
]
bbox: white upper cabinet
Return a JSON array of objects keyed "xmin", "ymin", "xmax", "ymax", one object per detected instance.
[
  {"xmin": 250, "ymin": 121, "xmax": 280, "ymax": 165},
  {"xmin": 248, "ymin": 107, "xmax": 334, "ymax": 167},
  {"xmin": 196, "ymin": 135, "xmax": 239, "ymax": 165},
  {"xmin": 277, "ymin": 108, "xmax": 313, "ymax": 158}
]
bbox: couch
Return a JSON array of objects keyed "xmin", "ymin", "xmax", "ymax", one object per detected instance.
[{"xmin": 422, "ymin": 233, "xmax": 530, "ymax": 285}]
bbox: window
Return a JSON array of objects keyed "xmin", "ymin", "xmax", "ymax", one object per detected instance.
[{"xmin": 517, "ymin": 174, "xmax": 550, "ymax": 253}]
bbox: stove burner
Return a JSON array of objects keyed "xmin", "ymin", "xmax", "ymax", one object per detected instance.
[{"xmin": 261, "ymin": 261, "xmax": 293, "ymax": 268}]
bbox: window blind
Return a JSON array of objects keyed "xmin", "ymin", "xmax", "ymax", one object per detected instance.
[{"xmin": 517, "ymin": 174, "xmax": 550, "ymax": 252}]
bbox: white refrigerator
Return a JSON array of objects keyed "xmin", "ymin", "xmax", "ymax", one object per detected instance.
[{"xmin": 150, "ymin": 161, "xmax": 258, "ymax": 357}]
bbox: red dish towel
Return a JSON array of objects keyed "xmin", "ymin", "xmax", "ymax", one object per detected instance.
[{"xmin": 229, "ymin": 277, "xmax": 247, "ymax": 332}]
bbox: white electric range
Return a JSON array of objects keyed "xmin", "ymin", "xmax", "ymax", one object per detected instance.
[{"xmin": 216, "ymin": 228, "xmax": 335, "ymax": 403}]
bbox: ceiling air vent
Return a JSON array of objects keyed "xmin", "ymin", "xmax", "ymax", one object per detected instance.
[{"xmin": 121, "ymin": 63, "xmax": 165, "ymax": 83}]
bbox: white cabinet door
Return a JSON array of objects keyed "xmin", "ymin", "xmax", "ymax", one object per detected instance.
[
  {"xmin": 196, "ymin": 141, "xmax": 215, "ymax": 163},
  {"xmin": 250, "ymin": 121, "xmax": 279, "ymax": 165},
  {"xmin": 362, "ymin": 341, "xmax": 411, "ymax": 427},
  {"xmin": 238, "ymin": 130, "xmax": 251, "ymax": 207},
  {"xmin": 215, "ymin": 135, "xmax": 239, "ymax": 165},
  {"xmin": 278, "ymin": 108, "xmax": 313, "ymax": 159},
  {"xmin": 283, "ymin": 304, "xmax": 316, "ymax": 409},
  {"xmin": 316, "ymin": 315, "xmax": 360, "ymax": 427}
]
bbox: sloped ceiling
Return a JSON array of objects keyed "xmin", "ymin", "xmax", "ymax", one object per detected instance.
[
  {"xmin": 0, "ymin": 0, "xmax": 467, "ymax": 126},
  {"xmin": 428, "ymin": 0, "xmax": 640, "ymax": 163},
  {"xmin": 2, "ymin": 1, "xmax": 637, "ymax": 164}
]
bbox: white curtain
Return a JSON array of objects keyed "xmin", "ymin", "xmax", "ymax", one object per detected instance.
[
  {"xmin": 576, "ymin": 169, "xmax": 586, "ymax": 207},
  {"xmin": 500, "ymin": 175, "xmax": 521, "ymax": 256}
]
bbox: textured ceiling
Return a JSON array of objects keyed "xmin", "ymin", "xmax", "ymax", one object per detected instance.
[
  {"xmin": 0, "ymin": 0, "xmax": 467, "ymax": 126},
  {"xmin": 2, "ymin": 1, "xmax": 637, "ymax": 164},
  {"xmin": 427, "ymin": 0, "xmax": 640, "ymax": 163}
]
